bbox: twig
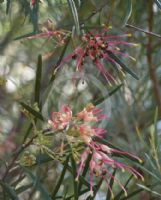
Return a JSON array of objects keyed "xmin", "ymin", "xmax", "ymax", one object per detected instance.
[
  {"xmin": 2, "ymin": 135, "xmax": 37, "ymax": 181},
  {"xmin": 147, "ymin": 0, "xmax": 161, "ymax": 116},
  {"xmin": 80, "ymin": 3, "xmax": 108, "ymax": 26},
  {"xmin": 126, "ymin": 23, "xmax": 161, "ymax": 39}
]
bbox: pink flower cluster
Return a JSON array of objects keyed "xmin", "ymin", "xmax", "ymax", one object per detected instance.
[
  {"xmin": 48, "ymin": 105, "xmax": 72, "ymax": 130},
  {"xmin": 60, "ymin": 28, "xmax": 138, "ymax": 84},
  {"xmin": 48, "ymin": 104, "xmax": 144, "ymax": 197},
  {"xmin": 48, "ymin": 104, "xmax": 105, "ymax": 143},
  {"xmin": 77, "ymin": 142, "xmax": 144, "ymax": 197}
]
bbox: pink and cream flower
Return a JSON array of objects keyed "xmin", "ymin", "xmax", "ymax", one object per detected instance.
[
  {"xmin": 77, "ymin": 103, "xmax": 107, "ymax": 123},
  {"xmin": 76, "ymin": 142, "xmax": 144, "ymax": 197},
  {"xmin": 48, "ymin": 105, "xmax": 72, "ymax": 130}
]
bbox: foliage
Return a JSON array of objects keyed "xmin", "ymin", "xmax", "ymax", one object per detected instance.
[{"xmin": 0, "ymin": 0, "xmax": 161, "ymax": 200}]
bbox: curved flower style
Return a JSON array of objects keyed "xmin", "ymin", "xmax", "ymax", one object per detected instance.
[
  {"xmin": 59, "ymin": 28, "xmax": 138, "ymax": 84},
  {"xmin": 76, "ymin": 142, "xmax": 144, "ymax": 197},
  {"xmin": 48, "ymin": 105, "xmax": 72, "ymax": 130}
]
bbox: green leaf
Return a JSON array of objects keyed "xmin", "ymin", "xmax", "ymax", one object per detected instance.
[
  {"xmin": 155, "ymin": 0, "xmax": 161, "ymax": 9},
  {"xmin": 120, "ymin": 188, "xmax": 143, "ymax": 200},
  {"xmin": 78, "ymin": 153, "xmax": 92, "ymax": 193},
  {"xmin": 30, "ymin": 0, "xmax": 39, "ymax": 33},
  {"xmin": 106, "ymin": 169, "xmax": 117, "ymax": 200},
  {"xmin": 16, "ymin": 183, "xmax": 33, "ymax": 194},
  {"xmin": 137, "ymin": 183, "xmax": 161, "ymax": 197},
  {"xmin": 67, "ymin": 0, "xmax": 80, "ymax": 35},
  {"xmin": 6, "ymin": 0, "xmax": 11, "ymax": 14},
  {"xmin": 51, "ymin": 156, "xmax": 69, "ymax": 199},
  {"xmin": 122, "ymin": 0, "xmax": 132, "ymax": 27},
  {"xmin": 50, "ymin": 36, "xmax": 71, "ymax": 83},
  {"xmin": 94, "ymin": 84, "xmax": 123, "ymax": 105},
  {"xmin": 65, "ymin": 188, "xmax": 89, "ymax": 200},
  {"xmin": 20, "ymin": 0, "xmax": 39, "ymax": 33},
  {"xmin": 20, "ymin": 102, "xmax": 44, "ymax": 121},
  {"xmin": 92, "ymin": 178, "xmax": 104, "ymax": 199},
  {"xmin": 34, "ymin": 54, "xmax": 42, "ymax": 107},
  {"xmin": 0, "ymin": 181, "xmax": 19, "ymax": 200},
  {"xmin": 154, "ymin": 107, "xmax": 158, "ymax": 147},
  {"xmin": 145, "ymin": 153, "xmax": 157, "ymax": 171},
  {"xmin": 14, "ymin": 32, "xmax": 38, "ymax": 40},
  {"xmin": 23, "ymin": 123, "xmax": 33, "ymax": 143},
  {"xmin": 108, "ymin": 84, "xmax": 123, "ymax": 96},
  {"xmin": 35, "ymin": 154, "xmax": 91, "ymax": 190},
  {"xmin": 36, "ymin": 153, "xmax": 90, "ymax": 193},
  {"xmin": 115, "ymin": 175, "xmax": 133, "ymax": 200},
  {"xmin": 107, "ymin": 51, "xmax": 139, "ymax": 80},
  {"xmin": 135, "ymin": 162, "xmax": 161, "ymax": 183},
  {"xmin": 70, "ymin": 155, "xmax": 78, "ymax": 200},
  {"xmin": 22, "ymin": 167, "xmax": 52, "ymax": 200}
]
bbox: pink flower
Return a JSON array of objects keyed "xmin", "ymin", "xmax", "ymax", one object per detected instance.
[
  {"xmin": 59, "ymin": 28, "xmax": 138, "ymax": 83},
  {"xmin": 77, "ymin": 103, "xmax": 106, "ymax": 122},
  {"xmin": 26, "ymin": 27, "xmax": 69, "ymax": 48},
  {"xmin": 48, "ymin": 105, "xmax": 72, "ymax": 130},
  {"xmin": 78, "ymin": 124, "xmax": 95, "ymax": 144},
  {"xmin": 76, "ymin": 142, "xmax": 144, "ymax": 197},
  {"xmin": 78, "ymin": 124, "xmax": 106, "ymax": 144}
]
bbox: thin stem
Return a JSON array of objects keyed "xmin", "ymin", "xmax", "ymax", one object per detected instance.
[
  {"xmin": 2, "ymin": 135, "xmax": 37, "ymax": 181},
  {"xmin": 147, "ymin": 0, "xmax": 161, "ymax": 116},
  {"xmin": 126, "ymin": 23, "xmax": 161, "ymax": 39}
]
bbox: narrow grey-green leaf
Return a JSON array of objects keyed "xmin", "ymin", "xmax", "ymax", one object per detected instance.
[
  {"xmin": 0, "ymin": 181, "xmax": 19, "ymax": 200},
  {"xmin": 16, "ymin": 183, "xmax": 33, "ymax": 195},
  {"xmin": 106, "ymin": 169, "xmax": 117, "ymax": 200},
  {"xmin": 70, "ymin": 155, "xmax": 78, "ymax": 199},
  {"xmin": 22, "ymin": 167, "xmax": 52, "ymax": 200},
  {"xmin": 6, "ymin": 0, "xmax": 11, "ymax": 14},
  {"xmin": 94, "ymin": 84, "xmax": 123, "ymax": 105},
  {"xmin": 78, "ymin": 153, "xmax": 92, "ymax": 193},
  {"xmin": 155, "ymin": 0, "xmax": 161, "ymax": 9},
  {"xmin": 137, "ymin": 184, "xmax": 161, "ymax": 197},
  {"xmin": 52, "ymin": 156, "xmax": 69, "ymax": 199},
  {"xmin": 107, "ymin": 51, "xmax": 139, "ymax": 80},
  {"xmin": 120, "ymin": 188, "xmax": 143, "ymax": 200},
  {"xmin": 67, "ymin": 0, "xmax": 80, "ymax": 35},
  {"xmin": 115, "ymin": 175, "xmax": 133, "ymax": 200},
  {"xmin": 20, "ymin": 102, "xmax": 44, "ymax": 121},
  {"xmin": 34, "ymin": 54, "xmax": 42, "ymax": 107},
  {"xmin": 122, "ymin": 0, "xmax": 132, "ymax": 27}
]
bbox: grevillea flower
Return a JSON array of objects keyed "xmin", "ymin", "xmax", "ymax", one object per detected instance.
[
  {"xmin": 76, "ymin": 142, "xmax": 144, "ymax": 197},
  {"xmin": 77, "ymin": 124, "xmax": 106, "ymax": 144},
  {"xmin": 26, "ymin": 26, "xmax": 70, "ymax": 48},
  {"xmin": 48, "ymin": 105, "xmax": 72, "ymax": 130},
  {"xmin": 59, "ymin": 28, "xmax": 138, "ymax": 84},
  {"xmin": 77, "ymin": 103, "xmax": 107, "ymax": 123},
  {"xmin": 48, "ymin": 104, "xmax": 143, "ymax": 197}
]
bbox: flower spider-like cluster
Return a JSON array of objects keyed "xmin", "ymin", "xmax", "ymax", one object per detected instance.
[
  {"xmin": 59, "ymin": 28, "xmax": 138, "ymax": 84},
  {"xmin": 48, "ymin": 104, "xmax": 144, "ymax": 197}
]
